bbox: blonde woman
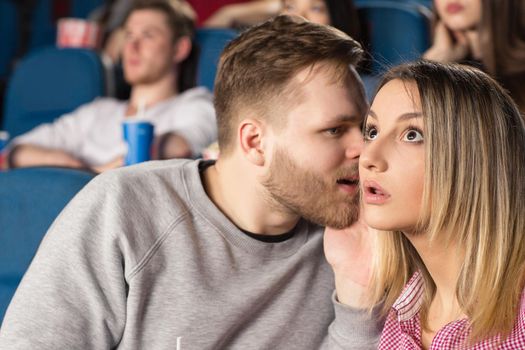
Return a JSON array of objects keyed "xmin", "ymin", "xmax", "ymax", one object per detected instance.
[{"xmin": 359, "ymin": 61, "xmax": 525, "ymax": 348}]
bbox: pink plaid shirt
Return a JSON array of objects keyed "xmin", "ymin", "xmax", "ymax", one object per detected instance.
[{"xmin": 379, "ymin": 271, "xmax": 525, "ymax": 349}]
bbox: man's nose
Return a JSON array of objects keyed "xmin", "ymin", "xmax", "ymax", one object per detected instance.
[
  {"xmin": 345, "ymin": 128, "xmax": 364, "ymax": 160},
  {"xmin": 126, "ymin": 37, "xmax": 141, "ymax": 51}
]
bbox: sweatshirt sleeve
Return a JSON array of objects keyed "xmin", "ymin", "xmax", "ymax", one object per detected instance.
[
  {"xmin": 320, "ymin": 292, "xmax": 383, "ymax": 349},
  {"xmin": 0, "ymin": 174, "xmax": 129, "ymax": 349}
]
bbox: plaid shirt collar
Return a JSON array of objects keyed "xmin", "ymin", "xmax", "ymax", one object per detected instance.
[
  {"xmin": 392, "ymin": 271, "xmax": 425, "ymax": 322},
  {"xmin": 381, "ymin": 271, "xmax": 525, "ymax": 349}
]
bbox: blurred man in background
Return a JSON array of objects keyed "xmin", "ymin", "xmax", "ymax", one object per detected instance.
[{"xmin": 7, "ymin": 0, "xmax": 216, "ymax": 173}]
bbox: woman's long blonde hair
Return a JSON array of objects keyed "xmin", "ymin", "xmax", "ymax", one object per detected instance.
[{"xmin": 367, "ymin": 61, "xmax": 525, "ymax": 344}]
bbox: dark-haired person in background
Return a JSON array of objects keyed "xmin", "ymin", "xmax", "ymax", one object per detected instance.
[{"xmin": 424, "ymin": 0, "xmax": 525, "ymax": 114}]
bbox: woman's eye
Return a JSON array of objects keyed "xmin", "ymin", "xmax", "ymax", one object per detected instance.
[
  {"xmin": 403, "ymin": 129, "xmax": 424, "ymax": 142},
  {"xmin": 311, "ymin": 5, "xmax": 326, "ymax": 13},
  {"xmin": 283, "ymin": 3, "xmax": 294, "ymax": 11},
  {"xmin": 364, "ymin": 126, "xmax": 378, "ymax": 140}
]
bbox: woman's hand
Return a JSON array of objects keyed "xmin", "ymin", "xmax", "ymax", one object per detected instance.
[
  {"xmin": 324, "ymin": 219, "xmax": 374, "ymax": 308},
  {"xmin": 423, "ymin": 21, "xmax": 470, "ymax": 63}
]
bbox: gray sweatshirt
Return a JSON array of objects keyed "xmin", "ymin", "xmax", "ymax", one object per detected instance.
[{"xmin": 0, "ymin": 159, "xmax": 380, "ymax": 349}]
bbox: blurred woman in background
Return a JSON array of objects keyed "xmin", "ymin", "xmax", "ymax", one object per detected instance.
[
  {"xmin": 204, "ymin": 0, "xmax": 362, "ymax": 44},
  {"xmin": 424, "ymin": 0, "xmax": 525, "ymax": 113}
]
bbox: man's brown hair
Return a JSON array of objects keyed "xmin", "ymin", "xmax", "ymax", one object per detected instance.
[
  {"xmin": 126, "ymin": 0, "xmax": 195, "ymax": 40},
  {"xmin": 125, "ymin": 0, "xmax": 197, "ymax": 91},
  {"xmin": 214, "ymin": 15, "xmax": 364, "ymax": 155}
]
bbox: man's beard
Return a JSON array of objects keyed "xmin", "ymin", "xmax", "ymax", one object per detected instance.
[{"xmin": 262, "ymin": 148, "xmax": 360, "ymax": 229}]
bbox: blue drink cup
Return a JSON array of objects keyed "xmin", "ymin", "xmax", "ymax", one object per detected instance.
[
  {"xmin": 0, "ymin": 131, "xmax": 9, "ymax": 170},
  {"xmin": 123, "ymin": 120, "xmax": 154, "ymax": 166},
  {"xmin": 0, "ymin": 131, "xmax": 9, "ymax": 152}
]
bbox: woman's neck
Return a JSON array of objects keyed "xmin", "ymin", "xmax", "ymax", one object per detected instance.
[
  {"xmin": 407, "ymin": 232, "xmax": 465, "ymax": 312},
  {"xmin": 411, "ymin": 234, "xmax": 460, "ymax": 290},
  {"xmin": 407, "ymin": 232, "xmax": 466, "ymax": 346}
]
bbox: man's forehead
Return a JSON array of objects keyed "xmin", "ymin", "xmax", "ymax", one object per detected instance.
[
  {"xmin": 291, "ymin": 64, "xmax": 362, "ymax": 92},
  {"xmin": 125, "ymin": 9, "xmax": 169, "ymax": 29},
  {"xmin": 290, "ymin": 64, "xmax": 367, "ymax": 110}
]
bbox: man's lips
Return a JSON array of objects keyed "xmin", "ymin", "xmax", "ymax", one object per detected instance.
[
  {"xmin": 125, "ymin": 57, "xmax": 141, "ymax": 66},
  {"xmin": 362, "ymin": 180, "xmax": 391, "ymax": 204},
  {"xmin": 336, "ymin": 175, "xmax": 359, "ymax": 194}
]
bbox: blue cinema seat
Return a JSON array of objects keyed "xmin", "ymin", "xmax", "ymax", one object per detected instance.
[
  {"xmin": 196, "ymin": 28, "xmax": 239, "ymax": 91},
  {"xmin": 356, "ymin": 0, "xmax": 432, "ymax": 74},
  {"xmin": 2, "ymin": 47, "xmax": 105, "ymax": 138},
  {"xmin": 0, "ymin": 0, "xmax": 18, "ymax": 81},
  {"xmin": 387, "ymin": 0, "xmax": 433, "ymax": 8},
  {"xmin": 0, "ymin": 166, "xmax": 95, "ymax": 322},
  {"xmin": 71, "ymin": 0, "xmax": 106, "ymax": 19}
]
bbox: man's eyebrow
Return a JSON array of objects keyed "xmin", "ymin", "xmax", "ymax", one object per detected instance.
[
  {"xmin": 367, "ymin": 110, "xmax": 423, "ymax": 121},
  {"xmin": 125, "ymin": 25, "xmax": 164, "ymax": 33},
  {"xmin": 325, "ymin": 114, "xmax": 362, "ymax": 123}
]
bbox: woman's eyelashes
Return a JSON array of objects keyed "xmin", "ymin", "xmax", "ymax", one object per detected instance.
[
  {"xmin": 363, "ymin": 123, "xmax": 378, "ymax": 141},
  {"xmin": 402, "ymin": 126, "xmax": 424, "ymax": 143},
  {"xmin": 363, "ymin": 123, "xmax": 424, "ymax": 143}
]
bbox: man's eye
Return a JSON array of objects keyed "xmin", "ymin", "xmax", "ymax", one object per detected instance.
[{"xmin": 326, "ymin": 127, "xmax": 343, "ymax": 136}]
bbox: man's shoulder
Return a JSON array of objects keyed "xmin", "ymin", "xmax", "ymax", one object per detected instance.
[
  {"xmin": 175, "ymin": 87, "xmax": 213, "ymax": 103},
  {"xmin": 63, "ymin": 97, "xmax": 124, "ymax": 119},
  {"xmin": 62, "ymin": 159, "xmax": 200, "ymax": 247},
  {"xmin": 154, "ymin": 88, "xmax": 214, "ymax": 119},
  {"xmin": 94, "ymin": 159, "xmax": 196, "ymax": 199},
  {"xmin": 86, "ymin": 97, "xmax": 126, "ymax": 110}
]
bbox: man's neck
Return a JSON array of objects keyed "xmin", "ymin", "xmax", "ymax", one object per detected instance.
[
  {"xmin": 128, "ymin": 75, "xmax": 179, "ymax": 115},
  {"xmin": 202, "ymin": 157, "xmax": 301, "ymax": 236}
]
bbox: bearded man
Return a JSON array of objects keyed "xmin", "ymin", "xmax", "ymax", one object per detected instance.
[{"xmin": 0, "ymin": 14, "xmax": 380, "ymax": 349}]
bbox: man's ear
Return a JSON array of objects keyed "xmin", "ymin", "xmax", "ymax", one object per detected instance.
[
  {"xmin": 238, "ymin": 118, "xmax": 268, "ymax": 166},
  {"xmin": 173, "ymin": 36, "xmax": 192, "ymax": 63}
]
